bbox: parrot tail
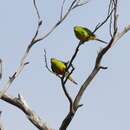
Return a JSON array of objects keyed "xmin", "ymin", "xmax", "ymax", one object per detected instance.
[
  {"xmin": 68, "ymin": 76, "xmax": 78, "ymax": 85},
  {"xmin": 95, "ymin": 38, "xmax": 108, "ymax": 44},
  {"xmin": 65, "ymin": 72, "xmax": 78, "ymax": 85}
]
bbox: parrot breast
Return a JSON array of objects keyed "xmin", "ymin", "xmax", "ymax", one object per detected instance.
[{"xmin": 51, "ymin": 58, "xmax": 67, "ymax": 75}]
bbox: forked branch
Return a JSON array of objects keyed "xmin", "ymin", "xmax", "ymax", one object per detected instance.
[
  {"xmin": 0, "ymin": 0, "xmax": 89, "ymax": 99},
  {"xmin": 59, "ymin": 1, "xmax": 130, "ymax": 130}
]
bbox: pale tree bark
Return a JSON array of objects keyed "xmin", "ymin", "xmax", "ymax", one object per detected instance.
[{"xmin": 1, "ymin": 94, "xmax": 52, "ymax": 130}]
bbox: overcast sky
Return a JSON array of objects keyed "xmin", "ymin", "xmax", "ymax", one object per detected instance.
[{"xmin": 0, "ymin": 0, "xmax": 130, "ymax": 130}]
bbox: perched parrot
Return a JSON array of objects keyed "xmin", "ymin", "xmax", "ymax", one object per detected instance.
[
  {"xmin": 51, "ymin": 58, "xmax": 77, "ymax": 85},
  {"xmin": 74, "ymin": 26, "xmax": 107, "ymax": 44}
]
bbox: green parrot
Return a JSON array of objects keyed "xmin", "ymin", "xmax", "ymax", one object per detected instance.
[
  {"xmin": 51, "ymin": 58, "xmax": 77, "ymax": 85},
  {"xmin": 74, "ymin": 26, "xmax": 107, "ymax": 44}
]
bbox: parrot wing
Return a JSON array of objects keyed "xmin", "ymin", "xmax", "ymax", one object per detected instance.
[{"xmin": 83, "ymin": 27, "xmax": 95, "ymax": 36}]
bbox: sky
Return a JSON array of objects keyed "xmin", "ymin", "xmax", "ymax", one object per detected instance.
[{"xmin": 0, "ymin": 0, "xmax": 130, "ymax": 130}]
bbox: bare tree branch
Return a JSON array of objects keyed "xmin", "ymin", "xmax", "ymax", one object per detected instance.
[
  {"xmin": 67, "ymin": 41, "xmax": 83, "ymax": 71},
  {"xmin": 0, "ymin": 62, "xmax": 29, "ymax": 99},
  {"xmin": 59, "ymin": 41, "xmax": 83, "ymax": 114},
  {"xmin": 63, "ymin": 65, "xmax": 75, "ymax": 85},
  {"xmin": 59, "ymin": 6, "xmax": 114, "ymax": 129},
  {"xmin": 36, "ymin": 0, "xmax": 89, "ymax": 42},
  {"xmin": 1, "ymin": 1, "xmax": 130, "ymax": 130},
  {"xmin": 60, "ymin": 0, "xmax": 66, "ymax": 20},
  {"xmin": 59, "ymin": 1, "xmax": 130, "ymax": 130},
  {"xmin": 112, "ymin": 24, "xmax": 130, "ymax": 46},
  {"xmin": 0, "ymin": 0, "xmax": 89, "ymax": 99},
  {"xmin": 72, "ymin": 0, "xmax": 90, "ymax": 9},
  {"xmin": 33, "ymin": 0, "xmax": 41, "ymax": 20},
  {"xmin": 0, "ymin": 0, "xmax": 42, "ymax": 99},
  {"xmin": 113, "ymin": 0, "xmax": 118, "ymax": 33},
  {"xmin": 44, "ymin": 50, "xmax": 63, "ymax": 81},
  {"xmin": 59, "ymin": 5, "xmax": 116, "ymax": 128},
  {"xmin": 73, "ymin": 30, "xmax": 117, "ymax": 110},
  {"xmin": 44, "ymin": 49, "xmax": 53, "ymax": 73},
  {"xmin": 108, "ymin": 0, "xmax": 113, "ymax": 37},
  {"xmin": 1, "ymin": 93, "xmax": 52, "ymax": 130},
  {"xmin": 59, "ymin": 29, "xmax": 118, "ymax": 130},
  {"xmin": 61, "ymin": 78, "xmax": 73, "ymax": 111},
  {"xmin": 62, "ymin": 40, "xmax": 83, "ymax": 84},
  {"xmin": 93, "ymin": 8, "xmax": 114, "ymax": 33}
]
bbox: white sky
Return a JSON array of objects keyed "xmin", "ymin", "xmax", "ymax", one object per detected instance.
[{"xmin": 0, "ymin": 0, "xmax": 130, "ymax": 130}]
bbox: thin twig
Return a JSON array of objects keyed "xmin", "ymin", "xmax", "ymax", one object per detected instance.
[
  {"xmin": 113, "ymin": 0, "xmax": 118, "ymax": 32},
  {"xmin": 44, "ymin": 50, "xmax": 62, "ymax": 80},
  {"xmin": 36, "ymin": 0, "xmax": 89, "ymax": 42},
  {"xmin": 60, "ymin": 41, "xmax": 82, "ymax": 107},
  {"xmin": 108, "ymin": 0, "xmax": 113, "ymax": 15},
  {"xmin": 107, "ymin": 0, "xmax": 113, "ymax": 37},
  {"xmin": 72, "ymin": 0, "xmax": 89, "ymax": 9},
  {"xmin": 44, "ymin": 49, "xmax": 53, "ymax": 73},
  {"xmin": 67, "ymin": 41, "xmax": 83, "ymax": 71},
  {"xmin": 60, "ymin": 0, "xmax": 66, "ymax": 20},
  {"xmin": 62, "ymin": 40, "xmax": 83, "ymax": 85},
  {"xmin": 63, "ymin": 65, "xmax": 75, "ymax": 84},
  {"xmin": 93, "ymin": 8, "xmax": 114, "ymax": 33},
  {"xmin": 33, "ymin": 0, "xmax": 41, "ymax": 20},
  {"xmin": 109, "ymin": 14, "xmax": 113, "ymax": 37}
]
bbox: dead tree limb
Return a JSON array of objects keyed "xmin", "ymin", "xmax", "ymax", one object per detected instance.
[
  {"xmin": 0, "ymin": 0, "xmax": 89, "ymax": 98},
  {"xmin": 1, "ymin": 93, "xmax": 52, "ymax": 130},
  {"xmin": 59, "ymin": 1, "xmax": 130, "ymax": 130}
]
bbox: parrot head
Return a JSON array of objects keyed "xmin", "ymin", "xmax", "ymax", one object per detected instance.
[{"xmin": 50, "ymin": 58, "xmax": 56, "ymax": 64}]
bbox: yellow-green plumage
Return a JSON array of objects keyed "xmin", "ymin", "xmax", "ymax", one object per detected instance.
[
  {"xmin": 74, "ymin": 26, "xmax": 107, "ymax": 44},
  {"xmin": 51, "ymin": 58, "xmax": 77, "ymax": 85},
  {"xmin": 74, "ymin": 26, "xmax": 96, "ymax": 42},
  {"xmin": 51, "ymin": 58, "xmax": 67, "ymax": 75}
]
